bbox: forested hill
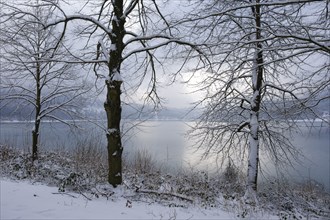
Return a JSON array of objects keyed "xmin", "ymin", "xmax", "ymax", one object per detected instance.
[{"xmin": 0, "ymin": 99, "xmax": 199, "ymax": 121}]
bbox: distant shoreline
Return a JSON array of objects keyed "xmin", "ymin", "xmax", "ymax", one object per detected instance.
[{"xmin": 1, "ymin": 118, "xmax": 328, "ymax": 124}]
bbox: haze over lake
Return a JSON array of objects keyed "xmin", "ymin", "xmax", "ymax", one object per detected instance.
[{"xmin": 0, "ymin": 120, "xmax": 329, "ymax": 191}]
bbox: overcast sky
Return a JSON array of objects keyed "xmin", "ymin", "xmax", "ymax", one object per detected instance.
[{"xmin": 57, "ymin": 0, "xmax": 202, "ymax": 109}]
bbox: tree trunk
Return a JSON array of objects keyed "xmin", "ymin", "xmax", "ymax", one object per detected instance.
[
  {"xmin": 105, "ymin": 0, "xmax": 125, "ymax": 187},
  {"xmin": 32, "ymin": 54, "xmax": 41, "ymax": 162},
  {"xmin": 247, "ymin": 112, "xmax": 260, "ymax": 193},
  {"xmin": 32, "ymin": 118, "xmax": 40, "ymax": 161},
  {"xmin": 104, "ymin": 80, "xmax": 123, "ymax": 187},
  {"xmin": 246, "ymin": 0, "xmax": 263, "ymax": 197}
]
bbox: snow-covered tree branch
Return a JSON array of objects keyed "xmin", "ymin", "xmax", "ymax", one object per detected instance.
[
  {"xmin": 0, "ymin": 1, "xmax": 91, "ymax": 161},
  {"xmin": 38, "ymin": 0, "xmax": 206, "ymax": 187},
  {"xmin": 176, "ymin": 0, "xmax": 329, "ymax": 200}
]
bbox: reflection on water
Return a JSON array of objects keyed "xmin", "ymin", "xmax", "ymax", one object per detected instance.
[
  {"xmin": 290, "ymin": 125, "xmax": 330, "ymax": 190},
  {"xmin": 0, "ymin": 120, "xmax": 329, "ymax": 191}
]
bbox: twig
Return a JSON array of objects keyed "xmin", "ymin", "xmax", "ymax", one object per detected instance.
[
  {"xmin": 123, "ymin": 196, "xmax": 155, "ymax": 205},
  {"xmin": 78, "ymin": 190, "xmax": 92, "ymax": 201},
  {"xmin": 93, "ymin": 187, "xmax": 114, "ymax": 200},
  {"xmin": 52, "ymin": 192, "xmax": 77, "ymax": 198}
]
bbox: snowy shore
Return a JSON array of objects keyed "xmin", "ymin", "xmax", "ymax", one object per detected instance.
[
  {"xmin": 1, "ymin": 178, "xmax": 238, "ymax": 219},
  {"xmin": 0, "ymin": 146, "xmax": 329, "ymax": 219}
]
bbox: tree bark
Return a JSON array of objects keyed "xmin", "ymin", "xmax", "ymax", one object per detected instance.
[
  {"xmin": 105, "ymin": 0, "xmax": 125, "ymax": 187},
  {"xmin": 105, "ymin": 80, "xmax": 123, "ymax": 187},
  {"xmin": 32, "ymin": 56, "xmax": 41, "ymax": 162},
  {"xmin": 32, "ymin": 119, "xmax": 40, "ymax": 161}
]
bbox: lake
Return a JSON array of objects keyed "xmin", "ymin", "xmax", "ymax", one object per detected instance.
[{"xmin": 0, "ymin": 120, "xmax": 329, "ymax": 191}]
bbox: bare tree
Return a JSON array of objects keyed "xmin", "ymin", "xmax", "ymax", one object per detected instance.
[
  {"xmin": 0, "ymin": 1, "xmax": 90, "ymax": 161},
  {"xmin": 175, "ymin": 0, "xmax": 329, "ymax": 199},
  {"xmin": 39, "ymin": 0, "xmax": 205, "ymax": 187}
]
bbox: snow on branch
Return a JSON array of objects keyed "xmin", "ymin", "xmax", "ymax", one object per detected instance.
[
  {"xmin": 123, "ymin": 37, "xmax": 205, "ymax": 61},
  {"xmin": 122, "ymin": 0, "xmax": 138, "ymax": 19},
  {"xmin": 45, "ymin": 15, "xmax": 113, "ymax": 35},
  {"xmin": 175, "ymin": 0, "xmax": 325, "ymax": 25},
  {"xmin": 97, "ymin": 39, "xmax": 110, "ymax": 62},
  {"xmin": 111, "ymin": 71, "xmax": 123, "ymax": 82},
  {"xmin": 43, "ymin": 114, "xmax": 78, "ymax": 128},
  {"xmin": 262, "ymin": 83, "xmax": 300, "ymax": 100},
  {"xmin": 0, "ymin": 94, "xmax": 37, "ymax": 107},
  {"xmin": 124, "ymin": 34, "xmax": 204, "ymax": 47},
  {"xmin": 20, "ymin": 58, "xmax": 108, "ymax": 64},
  {"xmin": 39, "ymin": 89, "xmax": 89, "ymax": 119},
  {"xmin": 237, "ymin": 121, "xmax": 250, "ymax": 132},
  {"xmin": 273, "ymin": 34, "xmax": 330, "ymax": 54},
  {"xmin": 135, "ymin": 188, "xmax": 194, "ymax": 203}
]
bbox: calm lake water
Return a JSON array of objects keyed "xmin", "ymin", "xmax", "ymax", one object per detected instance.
[{"xmin": 0, "ymin": 120, "xmax": 329, "ymax": 191}]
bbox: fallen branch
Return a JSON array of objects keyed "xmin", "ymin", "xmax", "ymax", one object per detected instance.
[
  {"xmin": 52, "ymin": 192, "xmax": 77, "ymax": 198},
  {"xmin": 78, "ymin": 190, "xmax": 92, "ymax": 201},
  {"xmin": 136, "ymin": 189, "xmax": 194, "ymax": 203},
  {"xmin": 92, "ymin": 187, "xmax": 114, "ymax": 200}
]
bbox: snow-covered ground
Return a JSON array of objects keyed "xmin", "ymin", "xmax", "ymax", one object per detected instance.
[
  {"xmin": 1, "ymin": 147, "xmax": 328, "ymax": 220},
  {"xmin": 1, "ymin": 178, "xmax": 229, "ymax": 220},
  {"xmin": 0, "ymin": 178, "xmax": 279, "ymax": 220}
]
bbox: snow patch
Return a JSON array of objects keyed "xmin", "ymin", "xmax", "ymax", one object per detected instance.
[
  {"xmin": 250, "ymin": 91, "xmax": 259, "ymax": 109},
  {"xmin": 113, "ymin": 16, "xmax": 119, "ymax": 25},
  {"xmin": 252, "ymin": 51, "xmax": 258, "ymax": 87},
  {"xmin": 109, "ymin": 44, "xmax": 116, "ymax": 51},
  {"xmin": 105, "ymin": 75, "xmax": 111, "ymax": 82},
  {"xmin": 98, "ymin": 39, "xmax": 109, "ymax": 61},
  {"xmin": 107, "ymin": 128, "xmax": 117, "ymax": 135},
  {"xmin": 250, "ymin": 112, "xmax": 258, "ymax": 132},
  {"xmin": 112, "ymin": 71, "xmax": 123, "ymax": 82}
]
